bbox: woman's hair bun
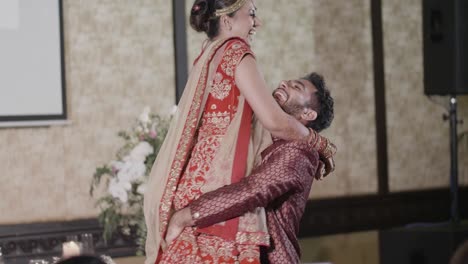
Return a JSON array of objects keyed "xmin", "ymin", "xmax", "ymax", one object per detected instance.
[{"xmin": 190, "ymin": 0, "xmax": 212, "ymax": 33}]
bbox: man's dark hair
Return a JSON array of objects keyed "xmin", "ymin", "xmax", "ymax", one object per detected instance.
[{"xmin": 302, "ymin": 72, "xmax": 334, "ymax": 132}]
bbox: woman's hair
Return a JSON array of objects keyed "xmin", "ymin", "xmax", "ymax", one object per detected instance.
[{"xmin": 190, "ymin": 0, "xmax": 240, "ymax": 39}]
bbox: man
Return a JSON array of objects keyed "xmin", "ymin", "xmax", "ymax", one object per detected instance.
[{"xmin": 164, "ymin": 72, "xmax": 335, "ymax": 263}]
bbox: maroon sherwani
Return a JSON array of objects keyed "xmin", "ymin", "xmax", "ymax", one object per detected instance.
[{"xmin": 188, "ymin": 139, "xmax": 320, "ymax": 264}]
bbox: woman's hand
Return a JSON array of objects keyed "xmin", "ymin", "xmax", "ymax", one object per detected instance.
[
  {"xmin": 308, "ymin": 128, "xmax": 337, "ymax": 179},
  {"xmin": 315, "ymin": 156, "xmax": 335, "ymax": 180}
]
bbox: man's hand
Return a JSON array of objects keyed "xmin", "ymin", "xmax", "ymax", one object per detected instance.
[{"xmin": 164, "ymin": 207, "xmax": 194, "ymax": 247}]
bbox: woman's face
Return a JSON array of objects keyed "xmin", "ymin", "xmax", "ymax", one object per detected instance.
[{"xmin": 228, "ymin": 0, "xmax": 261, "ymax": 43}]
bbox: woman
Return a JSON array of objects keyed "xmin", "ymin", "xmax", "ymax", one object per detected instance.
[{"xmin": 144, "ymin": 0, "xmax": 335, "ymax": 263}]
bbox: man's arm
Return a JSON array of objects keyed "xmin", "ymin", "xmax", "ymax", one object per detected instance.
[
  {"xmin": 164, "ymin": 142, "xmax": 319, "ymax": 244},
  {"xmin": 192, "ymin": 143, "xmax": 317, "ymax": 227}
]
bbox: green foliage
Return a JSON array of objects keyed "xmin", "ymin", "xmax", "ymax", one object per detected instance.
[
  {"xmin": 90, "ymin": 166, "xmax": 112, "ymax": 196},
  {"xmin": 90, "ymin": 108, "xmax": 172, "ymax": 254}
]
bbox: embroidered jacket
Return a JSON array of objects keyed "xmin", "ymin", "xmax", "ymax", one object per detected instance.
[{"xmin": 189, "ymin": 139, "xmax": 320, "ymax": 264}]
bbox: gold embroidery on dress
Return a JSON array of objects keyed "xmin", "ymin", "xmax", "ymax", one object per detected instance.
[
  {"xmin": 221, "ymin": 41, "xmax": 248, "ymax": 77},
  {"xmin": 159, "ymin": 228, "xmax": 200, "ymax": 263},
  {"xmin": 198, "ymin": 111, "xmax": 231, "ymax": 139},
  {"xmin": 236, "ymin": 232, "xmax": 271, "ymax": 246},
  {"xmin": 158, "ymin": 41, "xmax": 226, "ymax": 236},
  {"xmin": 210, "ymin": 72, "xmax": 232, "ymax": 100},
  {"xmin": 205, "ymin": 111, "xmax": 231, "ymax": 129},
  {"xmin": 159, "ymin": 39, "xmax": 253, "ymax": 244},
  {"xmin": 173, "ymin": 135, "xmax": 221, "ymax": 209},
  {"xmin": 238, "ymin": 245, "xmax": 261, "ymax": 263}
]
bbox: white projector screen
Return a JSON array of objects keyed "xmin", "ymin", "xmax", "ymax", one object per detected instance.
[{"xmin": 0, "ymin": 0, "xmax": 67, "ymax": 127}]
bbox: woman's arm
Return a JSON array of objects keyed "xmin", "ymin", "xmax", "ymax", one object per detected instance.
[
  {"xmin": 235, "ymin": 55, "xmax": 310, "ymax": 141},
  {"xmin": 235, "ymin": 53, "xmax": 336, "ymax": 176}
]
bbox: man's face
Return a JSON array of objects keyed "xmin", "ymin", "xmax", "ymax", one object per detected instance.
[{"xmin": 272, "ymin": 78, "xmax": 318, "ymax": 123}]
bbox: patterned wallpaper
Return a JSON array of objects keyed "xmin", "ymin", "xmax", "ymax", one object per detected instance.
[
  {"xmin": 0, "ymin": 0, "xmax": 466, "ymax": 225},
  {"xmin": 0, "ymin": 0, "xmax": 175, "ymax": 224},
  {"xmin": 383, "ymin": 0, "xmax": 468, "ymax": 191},
  {"xmin": 306, "ymin": 0, "xmax": 377, "ymax": 197}
]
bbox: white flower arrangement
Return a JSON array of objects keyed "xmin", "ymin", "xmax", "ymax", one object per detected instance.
[{"xmin": 90, "ymin": 106, "xmax": 173, "ymax": 254}]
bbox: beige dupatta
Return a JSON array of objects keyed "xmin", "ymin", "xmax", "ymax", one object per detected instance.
[{"xmin": 144, "ymin": 38, "xmax": 272, "ymax": 264}]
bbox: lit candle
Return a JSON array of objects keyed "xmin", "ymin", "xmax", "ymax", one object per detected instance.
[{"xmin": 62, "ymin": 241, "xmax": 81, "ymax": 258}]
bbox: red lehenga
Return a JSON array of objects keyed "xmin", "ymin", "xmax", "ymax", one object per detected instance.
[
  {"xmin": 159, "ymin": 38, "xmax": 260, "ymax": 264},
  {"xmin": 144, "ymin": 38, "xmax": 269, "ymax": 264}
]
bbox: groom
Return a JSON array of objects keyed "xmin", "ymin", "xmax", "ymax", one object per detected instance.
[{"xmin": 165, "ymin": 72, "xmax": 335, "ymax": 263}]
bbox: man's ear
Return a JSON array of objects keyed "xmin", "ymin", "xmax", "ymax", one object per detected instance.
[{"xmin": 301, "ymin": 108, "xmax": 317, "ymax": 122}]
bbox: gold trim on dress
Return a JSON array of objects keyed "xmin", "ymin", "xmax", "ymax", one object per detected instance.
[
  {"xmin": 236, "ymin": 232, "xmax": 270, "ymax": 246},
  {"xmin": 158, "ymin": 40, "xmax": 229, "ymax": 236}
]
